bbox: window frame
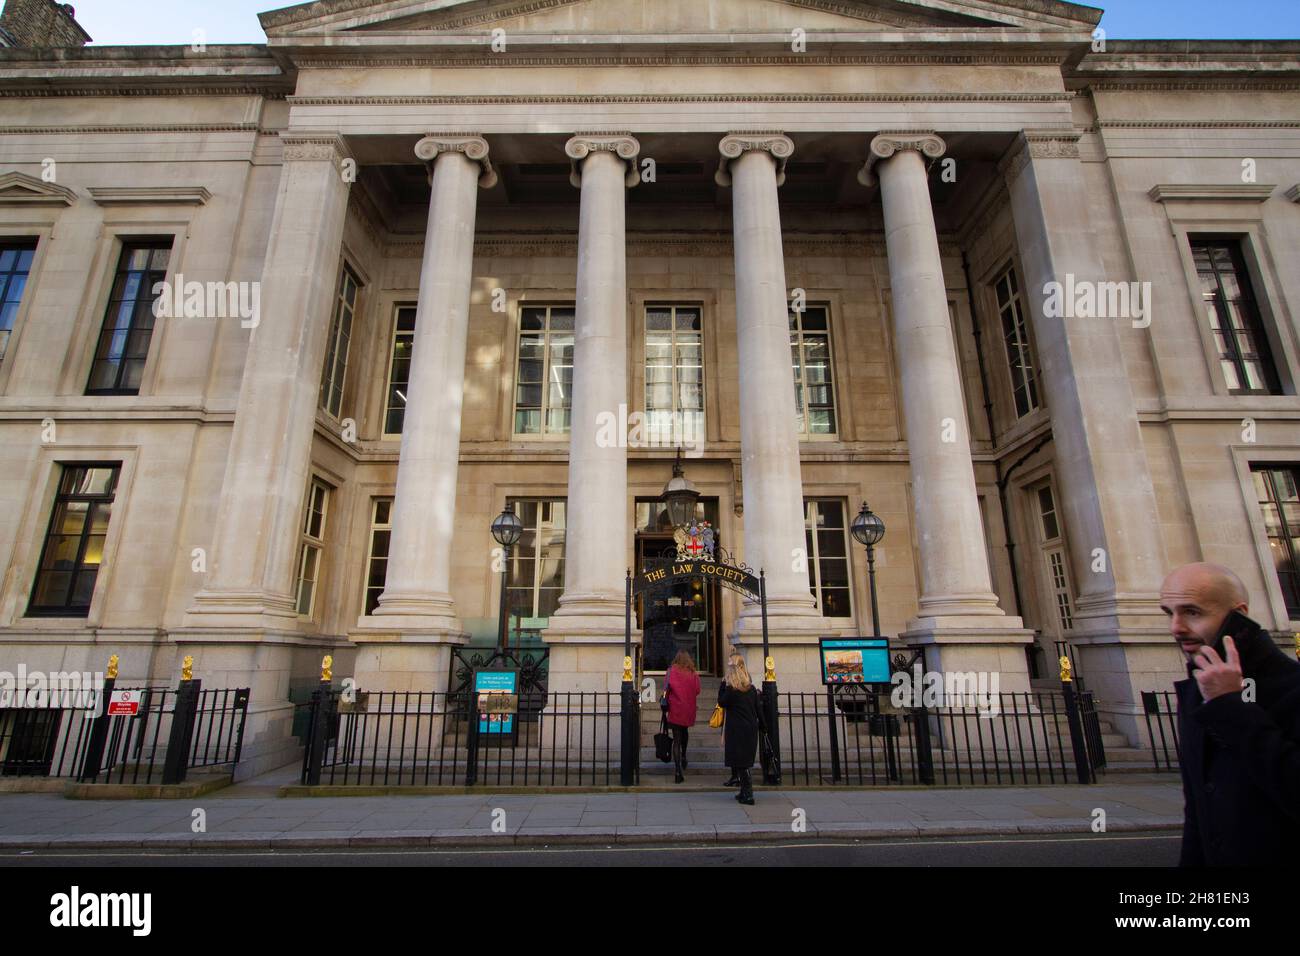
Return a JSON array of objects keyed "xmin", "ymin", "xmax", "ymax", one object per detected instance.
[
  {"xmin": 803, "ymin": 498, "xmax": 854, "ymax": 620},
  {"xmin": 511, "ymin": 304, "xmax": 575, "ymax": 439},
  {"xmin": 381, "ymin": 303, "xmax": 417, "ymax": 438},
  {"xmin": 642, "ymin": 302, "xmax": 705, "ymax": 448},
  {"xmin": 26, "ymin": 463, "xmax": 121, "ymax": 618},
  {"xmin": 1250, "ymin": 464, "xmax": 1300, "ymax": 620},
  {"xmin": 295, "ymin": 477, "xmax": 331, "ymax": 619},
  {"xmin": 1189, "ymin": 236, "xmax": 1283, "ymax": 396},
  {"xmin": 0, "ymin": 237, "xmax": 38, "ymax": 369},
  {"xmin": 319, "ymin": 263, "xmax": 361, "ymax": 420},
  {"xmin": 362, "ymin": 496, "xmax": 394, "ymax": 617},
  {"xmin": 1029, "ymin": 479, "xmax": 1076, "ymax": 637},
  {"xmin": 85, "ymin": 238, "xmax": 174, "ymax": 396},
  {"xmin": 790, "ymin": 303, "xmax": 839, "ymax": 439},
  {"xmin": 503, "ymin": 497, "xmax": 567, "ymax": 624},
  {"xmin": 992, "ymin": 262, "xmax": 1042, "ymax": 419}
]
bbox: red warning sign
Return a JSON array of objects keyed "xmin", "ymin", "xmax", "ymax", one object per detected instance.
[{"xmin": 108, "ymin": 689, "xmax": 139, "ymax": 716}]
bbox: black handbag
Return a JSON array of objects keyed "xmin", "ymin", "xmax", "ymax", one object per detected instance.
[
  {"xmin": 760, "ymin": 730, "xmax": 781, "ymax": 785},
  {"xmin": 654, "ymin": 713, "xmax": 673, "ymax": 763}
]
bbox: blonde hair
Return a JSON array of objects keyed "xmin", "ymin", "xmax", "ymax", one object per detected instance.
[
  {"xmin": 725, "ymin": 655, "xmax": 752, "ymax": 692},
  {"xmin": 671, "ymin": 650, "xmax": 696, "ymax": 674}
]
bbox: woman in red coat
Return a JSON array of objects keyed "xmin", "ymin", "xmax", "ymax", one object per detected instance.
[{"xmin": 665, "ymin": 650, "xmax": 701, "ymax": 783}]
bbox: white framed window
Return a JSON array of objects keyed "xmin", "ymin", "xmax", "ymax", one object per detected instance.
[
  {"xmin": 504, "ymin": 498, "xmax": 566, "ymax": 622},
  {"xmin": 382, "ymin": 305, "xmax": 416, "ymax": 436},
  {"xmin": 1034, "ymin": 482, "xmax": 1074, "ymax": 633},
  {"xmin": 319, "ymin": 265, "xmax": 359, "ymax": 419},
  {"xmin": 804, "ymin": 498, "xmax": 852, "ymax": 618},
  {"xmin": 363, "ymin": 496, "xmax": 393, "ymax": 616},
  {"xmin": 513, "ymin": 305, "xmax": 573, "ymax": 436},
  {"xmin": 295, "ymin": 478, "xmax": 330, "ymax": 618},
  {"xmin": 790, "ymin": 305, "xmax": 837, "ymax": 436},
  {"xmin": 994, "ymin": 265, "xmax": 1040, "ymax": 418},
  {"xmin": 644, "ymin": 304, "xmax": 703, "ymax": 445}
]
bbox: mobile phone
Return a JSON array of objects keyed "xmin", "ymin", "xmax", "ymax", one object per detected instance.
[{"xmin": 1212, "ymin": 609, "xmax": 1261, "ymax": 655}]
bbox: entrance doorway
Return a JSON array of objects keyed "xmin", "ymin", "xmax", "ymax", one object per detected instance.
[{"xmin": 635, "ymin": 498, "xmax": 722, "ymax": 676}]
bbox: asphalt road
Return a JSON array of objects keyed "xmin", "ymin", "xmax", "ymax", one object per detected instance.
[{"xmin": 0, "ymin": 831, "xmax": 1181, "ymax": 866}]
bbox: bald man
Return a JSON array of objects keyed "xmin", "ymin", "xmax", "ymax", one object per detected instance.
[{"xmin": 1159, "ymin": 562, "xmax": 1300, "ymax": 867}]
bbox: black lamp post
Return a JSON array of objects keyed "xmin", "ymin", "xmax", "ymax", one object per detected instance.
[
  {"xmin": 850, "ymin": 501, "xmax": 886, "ymax": 638},
  {"xmin": 490, "ymin": 503, "xmax": 524, "ymax": 651}
]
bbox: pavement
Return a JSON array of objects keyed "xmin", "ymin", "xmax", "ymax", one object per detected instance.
[{"xmin": 0, "ymin": 762, "xmax": 1187, "ymax": 849}]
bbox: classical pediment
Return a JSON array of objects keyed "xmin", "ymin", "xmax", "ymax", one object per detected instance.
[
  {"xmin": 260, "ymin": 0, "xmax": 1103, "ymax": 37},
  {"xmin": 0, "ymin": 172, "xmax": 77, "ymax": 207}
]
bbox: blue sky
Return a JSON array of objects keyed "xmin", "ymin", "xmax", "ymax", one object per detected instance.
[{"xmin": 68, "ymin": 0, "xmax": 1300, "ymax": 46}]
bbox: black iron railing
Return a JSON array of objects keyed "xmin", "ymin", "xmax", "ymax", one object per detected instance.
[
  {"xmin": 0, "ymin": 683, "xmax": 249, "ymax": 784},
  {"xmin": 1141, "ymin": 690, "xmax": 1182, "ymax": 772},
  {"xmin": 299, "ymin": 687, "xmax": 629, "ymax": 788},
  {"xmin": 777, "ymin": 689, "xmax": 1108, "ymax": 787}
]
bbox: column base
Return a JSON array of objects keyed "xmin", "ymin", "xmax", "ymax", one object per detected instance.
[
  {"xmin": 900, "ymin": 616, "xmax": 1035, "ymax": 694},
  {"xmin": 348, "ymin": 628, "xmax": 468, "ymax": 694},
  {"xmin": 728, "ymin": 610, "xmax": 827, "ymax": 693},
  {"xmin": 183, "ymin": 589, "xmax": 300, "ymax": 632}
]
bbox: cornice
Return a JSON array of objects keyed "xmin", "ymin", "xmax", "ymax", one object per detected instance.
[
  {"xmin": 1148, "ymin": 184, "xmax": 1276, "ymax": 203},
  {"xmin": 287, "ymin": 91, "xmax": 1072, "ymax": 106},
  {"xmin": 88, "ymin": 186, "xmax": 212, "ymax": 206},
  {"xmin": 1077, "ymin": 80, "xmax": 1300, "ymax": 92},
  {"xmin": 287, "ymin": 52, "xmax": 1070, "ymax": 68},
  {"xmin": 1094, "ymin": 119, "xmax": 1300, "ymax": 130},
  {"xmin": 0, "ymin": 123, "xmax": 264, "ymax": 134},
  {"xmin": 0, "ymin": 87, "xmax": 290, "ymax": 99},
  {"xmin": 281, "ymin": 132, "xmax": 355, "ymax": 168}
]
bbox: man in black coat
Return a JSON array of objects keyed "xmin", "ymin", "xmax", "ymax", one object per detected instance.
[{"xmin": 1159, "ymin": 562, "xmax": 1300, "ymax": 866}]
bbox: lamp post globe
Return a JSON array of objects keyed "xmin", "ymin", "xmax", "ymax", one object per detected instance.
[
  {"xmin": 851, "ymin": 502, "xmax": 886, "ymax": 638},
  {"xmin": 491, "ymin": 503, "xmax": 523, "ymax": 650}
]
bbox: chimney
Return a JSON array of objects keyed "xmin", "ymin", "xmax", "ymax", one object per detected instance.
[{"xmin": 0, "ymin": 0, "xmax": 92, "ymax": 48}]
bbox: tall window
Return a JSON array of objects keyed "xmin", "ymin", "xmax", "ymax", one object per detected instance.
[
  {"xmin": 0, "ymin": 239, "xmax": 36, "ymax": 365},
  {"xmin": 644, "ymin": 304, "xmax": 703, "ymax": 444},
  {"xmin": 994, "ymin": 265, "xmax": 1040, "ymax": 417},
  {"xmin": 1035, "ymin": 483, "xmax": 1074, "ymax": 633},
  {"xmin": 1252, "ymin": 465, "xmax": 1300, "ymax": 618},
  {"xmin": 1192, "ymin": 238, "xmax": 1281, "ymax": 395},
  {"xmin": 514, "ymin": 305, "xmax": 573, "ymax": 435},
  {"xmin": 295, "ymin": 478, "xmax": 330, "ymax": 617},
  {"xmin": 363, "ymin": 496, "xmax": 393, "ymax": 616},
  {"xmin": 804, "ymin": 499, "xmax": 852, "ymax": 618},
  {"xmin": 86, "ymin": 240, "xmax": 172, "ymax": 395},
  {"xmin": 790, "ymin": 305, "xmax": 837, "ymax": 436},
  {"xmin": 319, "ymin": 265, "xmax": 359, "ymax": 418},
  {"xmin": 382, "ymin": 305, "xmax": 416, "ymax": 436},
  {"xmin": 28, "ymin": 465, "xmax": 120, "ymax": 617},
  {"xmin": 504, "ymin": 498, "xmax": 566, "ymax": 622}
]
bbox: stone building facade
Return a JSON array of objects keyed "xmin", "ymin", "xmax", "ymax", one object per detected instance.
[{"xmin": 0, "ymin": 0, "xmax": 1297, "ymax": 770}]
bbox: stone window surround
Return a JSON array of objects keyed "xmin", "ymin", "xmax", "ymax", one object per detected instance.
[
  {"xmin": 803, "ymin": 496, "xmax": 853, "ymax": 620},
  {"xmin": 380, "ymin": 301, "xmax": 416, "ymax": 439},
  {"xmin": 0, "ymin": 220, "xmax": 51, "ymax": 397},
  {"xmin": 789, "ymin": 301, "xmax": 841, "ymax": 441},
  {"xmin": 1231, "ymin": 444, "xmax": 1300, "ymax": 629},
  {"xmin": 62, "ymin": 222, "xmax": 190, "ymax": 401},
  {"xmin": 318, "ymin": 258, "xmax": 364, "ymax": 421},
  {"xmin": 5, "ymin": 447, "xmax": 139, "ymax": 631},
  {"xmin": 295, "ymin": 474, "xmax": 334, "ymax": 622},
  {"xmin": 991, "ymin": 260, "xmax": 1042, "ymax": 420},
  {"xmin": 628, "ymin": 290, "xmax": 718, "ymax": 446},
  {"xmin": 1162, "ymin": 208, "xmax": 1298, "ymax": 400}
]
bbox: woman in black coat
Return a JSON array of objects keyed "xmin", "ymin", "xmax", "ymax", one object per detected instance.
[{"xmin": 718, "ymin": 654, "xmax": 763, "ymax": 805}]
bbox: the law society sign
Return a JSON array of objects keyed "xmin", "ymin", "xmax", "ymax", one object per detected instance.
[{"xmin": 635, "ymin": 560, "xmax": 762, "ymax": 600}]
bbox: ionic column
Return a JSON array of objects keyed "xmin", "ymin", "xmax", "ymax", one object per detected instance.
[
  {"xmin": 365, "ymin": 135, "xmax": 497, "ymax": 632},
  {"xmin": 186, "ymin": 133, "xmax": 354, "ymax": 629},
  {"xmin": 544, "ymin": 133, "xmax": 639, "ymax": 680},
  {"xmin": 716, "ymin": 132, "xmax": 820, "ymax": 635},
  {"xmin": 865, "ymin": 132, "xmax": 1010, "ymax": 622}
]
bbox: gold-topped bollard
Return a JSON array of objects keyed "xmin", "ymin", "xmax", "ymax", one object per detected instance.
[
  {"xmin": 622, "ymin": 655, "xmax": 633, "ymax": 682},
  {"xmin": 180, "ymin": 655, "xmax": 194, "ymax": 682},
  {"xmin": 1059, "ymin": 655, "xmax": 1072, "ymax": 683},
  {"xmin": 106, "ymin": 654, "xmax": 119, "ymax": 680},
  {"xmin": 321, "ymin": 654, "xmax": 333, "ymax": 682},
  {"xmin": 764, "ymin": 656, "xmax": 776, "ymax": 682}
]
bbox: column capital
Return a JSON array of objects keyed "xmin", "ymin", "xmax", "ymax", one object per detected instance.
[
  {"xmin": 715, "ymin": 131, "xmax": 794, "ymax": 187},
  {"xmin": 997, "ymin": 128, "xmax": 1082, "ymax": 188},
  {"xmin": 565, "ymin": 132, "xmax": 641, "ymax": 188},
  {"xmin": 280, "ymin": 132, "xmax": 353, "ymax": 174},
  {"xmin": 415, "ymin": 133, "xmax": 497, "ymax": 188},
  {"xmin": 857, "ymin": 131, "xmax": 946, "ymax": 186}
]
